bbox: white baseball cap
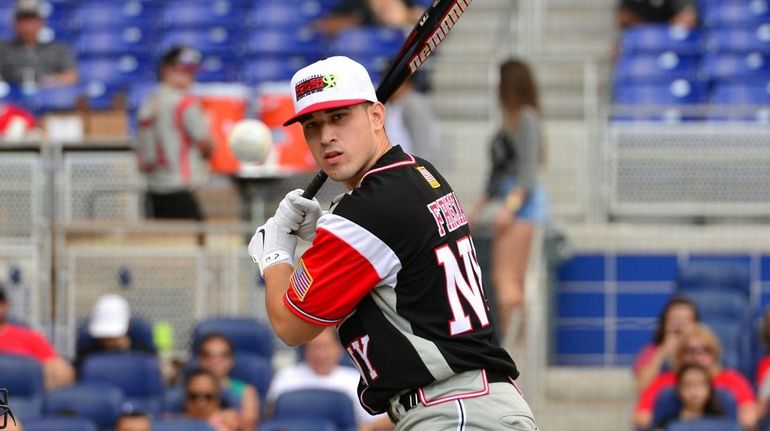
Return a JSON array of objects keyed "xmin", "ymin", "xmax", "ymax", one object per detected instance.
[
  {"xmin": 88, "ymin": 294, "xmax": 131, "ymax": 338},
  {"xmin": 283, "ymin": 56, "xmax": 378, "ymax": 126}
]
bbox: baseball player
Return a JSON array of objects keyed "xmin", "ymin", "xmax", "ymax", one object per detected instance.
[{"xmin": 249, "ymin": 56, "xmax": 538, "ymax": 430}]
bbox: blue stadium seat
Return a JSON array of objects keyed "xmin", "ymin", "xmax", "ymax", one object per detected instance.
[
  {"xmin": 72, "ymin": 2, "xmax": 159, "ymax": 31},
  {"xmin": 35, "ymin": 85, "xmax": 83, "ymax": 113},
  {"xmin": 708, "ymin": 82, "xmax": 770, "ymax": 122},
  {"xmin": 675, "ymin": 261, "xmax": 751, "ymax": 298},
  {"xmin": 24, "ymin": 416, "xmax": 98, "ymax": 431},
  {"xmin": 80, "ymin": 352, "xmax": 164, "ymax": 415},
  {"xmin": 0, "ymin": 354, "xmax": 44, "ymax": 422},
  {"xmin": 666, "ymin": 418, "xmax": 742, "ymax": 431},
  {"xmin": 683, "ymin": 291, "xmax": 749, "ymax": 321},
  {"xmin": 706, "ymin": 26, "xmax": 770, "ymax": 54},
  {"xmin": 273, "ymin": 389, "xmax": 356, "ymax": 431},
  {"xmin": 614, "ymin": 52, "xmax": 699, "ymax": 85},
  {"xmin": 196, "ymin": 53, "xmax": 242, "ymax": 82},
  {"xmin": 652, "ymin": 387, "xmax": 737, "ymax": 429},
  {"xmin": 159, "ymin": 28, "xmax": 239, "ymax": 55},
  {"xmin": 703, "ymin": 1, "xmax": 770, "ymax": 28},
  {"xmin": 259, "ymin": 418, "xmax": 338, "ymax": 431},
  {"xmin": 76, "ymin": 316, "xmax": 157, "ymax": 358},
  {"xmin": 191, "ymin": 317, "xmax": 275, "ymax": 359},
  {"xmin": 78, "ymin": 56, "xmax": 152, "ymax": 88},
  {"xmin": 75, "ymin": 29, "xmax": 154, "ymax": 58},
  {"xmin": 127, "ymin": 82, "xmax": 156, "ymax": 111},
  {"xmin": 160, "ymin": 1, "xmax": 246, "ymax": 29},
  {"xmin": 44, "ymin": 382, "xmax": 125, "ymax": 429},
  {"xmin": 330, "ymin": 27, "xmax": 405, "ymax": 58},
  {"xmin": 708, "ymin": 318, "xmax": 754, "ymax": 376},
  {"xmin": 243, "ymin": 57, "xmax": 313, "ymax": 84},
  {"xmin": 612, "ymin": 80, "xmax": 705, "ymax": 122},
  {"xmin": 620, "ymin": 24, "xmax": 702, "ymax": 55},
  {"xmin": 230, "ymin": 353, "xmax": 273, "ymax": 402},
  {"xmin": 152, "ymin": 419, "xmax": 215, "ymax": 431},
  {"xmin": 242, "ymin": 28, "xmax": 328, "ymax": 58},
  {"xmin": 246, "ymin": 2, "xmax": 325, "ymax": 29}
]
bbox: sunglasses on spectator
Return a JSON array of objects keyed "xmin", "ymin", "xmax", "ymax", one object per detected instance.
[
  {"xmin": 201, "ymin": 349, "xmax": 232, "ymax": 359},
  {"xmin": 186, "ymin": 392, "xmax": 217, "ymax": 402},
  {"xmin": 684, "ymin": 345, "xmax": 712, "ymax": 355}
]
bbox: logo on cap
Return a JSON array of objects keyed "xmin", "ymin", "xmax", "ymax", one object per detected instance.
[{"xmin": 295, "ymin": 73, "xmax": 338, "ymax": 101}]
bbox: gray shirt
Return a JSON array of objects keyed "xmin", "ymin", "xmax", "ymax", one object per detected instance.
[
  {"xmin": 0, "ymin": 39, "xmax": 76, "ymax": 84},
  {"xmin": 136, "ymin": 84, "xmax": 211, "ymax": 193},
  {"xmin": 485, "ymin": 107, "xmax": 542, "ymax": 197}
]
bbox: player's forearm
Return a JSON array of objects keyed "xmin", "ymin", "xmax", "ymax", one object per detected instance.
[{"xmin": 263, "ymin": 263, "xmax": 322, "ymax": 345}]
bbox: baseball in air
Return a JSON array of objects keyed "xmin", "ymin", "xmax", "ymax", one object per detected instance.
[{"xmin": 227, "ymin": 119, "xmax": 273, "ymax": 163}]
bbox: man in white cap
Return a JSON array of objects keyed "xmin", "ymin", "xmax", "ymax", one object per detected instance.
[
  {"xmin": 75, "ymin": 294, "xmax": 155, "ymax": 371},
  {"xmin": 248, "ymin": 56, "xmax": 538, "ymax": 430}
]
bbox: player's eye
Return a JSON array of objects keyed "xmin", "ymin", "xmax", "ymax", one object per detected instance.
[{"xmin": 332, "ymin": 112, "xmax": 347, "ymax": 122}]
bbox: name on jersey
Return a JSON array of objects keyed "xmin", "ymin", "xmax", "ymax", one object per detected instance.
[
  {"xmin": 427, "ymin": 192, "xmax": 468, "ymax": 237},
  {"xmin": 416, "ymin": 166, "xmax": 441, "ymax": 188}
]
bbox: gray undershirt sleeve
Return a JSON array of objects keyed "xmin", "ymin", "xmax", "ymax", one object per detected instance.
[{"xmin": 511, "ymin": 108, "xmax": 541, "ymax": 192}]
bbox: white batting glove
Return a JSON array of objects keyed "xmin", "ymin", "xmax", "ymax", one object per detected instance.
[
  {"xmin": 276, "ymin": 189, "xmax": 323, "ymax": 242},
  {"xmin": 248, "ymin": 217, "xmax": 298, "ymax": 276}
]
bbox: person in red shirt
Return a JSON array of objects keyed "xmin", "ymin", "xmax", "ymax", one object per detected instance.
[
  {"xmin": 634, "ymin": 323, "xmax": 757, "ymax": 430},
  {"xmin": 0, "ymin": 285, "xmax": 74, "ymax": 390}
]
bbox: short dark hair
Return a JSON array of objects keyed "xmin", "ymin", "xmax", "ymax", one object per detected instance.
[
  {"xmin": 652, "ymin": 296, "xmax": 700, "ymax": 345},
  {"xmin": 0, "ymin": 284, "xmax": 6, "ymax": 303},
  {"xmin": 115, "ymin": 410, "xmax": 151, "ymax": 428},
  {"xmin": 196, "ymin": 332, "xmax": 234, "ymax": 356}
]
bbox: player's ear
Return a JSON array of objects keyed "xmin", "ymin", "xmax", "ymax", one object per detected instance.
[{"xmin": 368, "ymin": 102, "xmax": 386, "ymax": 130}]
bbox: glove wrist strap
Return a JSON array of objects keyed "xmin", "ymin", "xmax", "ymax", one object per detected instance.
[{"xmin": 259, "ymin": 250, "xmax": 293, "ymax": 276}]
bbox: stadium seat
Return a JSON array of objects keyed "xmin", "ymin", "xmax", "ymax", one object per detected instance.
[
  {"xmin": 242, "ymin": 28, "xmax": 328, "ymax": 58},
  {"xmin": 159, "ymin": 28, "xmax": 239, "ymax": 55},
  {"xmin": 78, "ymin": 56, "xmax": 152, "ymax": 88},
  {"xmin": 701, "ymin": 52, "xmax": 770, "ymax": 83},
  {"xmin": 652, "ymin": 387, "xmax": 737, "ymax": 429},
  {"xmin": 127, "ymin": 82, "xmax": 156, "ymax": 111},
  {"xmin": 160, "ymin": 1, "xmax": 246, "ymax": 29},
  {"xmin": 666, "ymin": 418, "xmax": 742, "ymax": 431},
  {"xmin": 80, "ymin": 351, "xmax": 164, "ymax": 415},
  {"xmin": 273, "ymin": 388, "xmax": 356, "ymax": 431},
  {"xmin": 259, "ymin": 418, "xmax": 338, "ymax": 431},
  {"xmin": 152, "ymin": 419, "xmax": 215, "ymax": 431},
  {"xmin": 243, "ymin": 57, "xmax": 311, "ymax": 84},
  {"xmin": 191, "ymin": 317, "xmax": 274, "ymax": 359},
  {"xmin": 614, "ymin": 52, "xmax": 699, "ymax": 85},
  {"xmin": 72, "ymin": 2, "xmax": 159, "ymax": 31},
  {"xmin": 706, "ymin": 26, "xmax": 770, "ymax": 54},
  {"xmin": 34, "ymin": 85, "xmax": 84, "ymax": 113},
  {"xmin": 23, "ymin": 416, "xmax": 98, "ymax": 431},
  {"xmin": 612, "ymin": 80, "xmax": 705, "ymax": 122},
  {"xmin": 246, "ymin": 2, "xmax": 325, "ymax": 29},
  {"xmin": 0, "ymin": 354, "xmax": 44, "ymax": 422},
  {"xmin": 44, "ymin": 382, "xmax": 125, "ymax": 429},
  {"xmin": 675, "ymin": 261, "xmax": 751, "ymax": 298},
  {"xmin": 703, "ymin": 1, "xmax": 770, "ymax": 28},
  {"xmin": 620, "ymin": 24, "xmax": 702, "ymax": 55},
  {"xmin": 708, "ymin": 82, "xmax": 770, "ymax": 122},
  {"xmin": 75, "ymin": 29, "xmax": 154, "ymax": 58},
  {"xmin": 230, "ymin": 353, "xmax": 273, "ymax": 402},
  {"xmin": 329, "ymin": 27, "xmax": 405, "ymax": 58},
  {"xmin": 76, "ymin": 316, "xmax": 157, "ymax": 359}
]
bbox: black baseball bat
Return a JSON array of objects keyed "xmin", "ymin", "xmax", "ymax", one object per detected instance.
[{"xmin": 301, "ymin": 0, "xmax": 473, "ymax": 199}]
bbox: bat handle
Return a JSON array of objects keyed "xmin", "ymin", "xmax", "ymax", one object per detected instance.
[{"xmin": 302, "ymin": 171, "xmax": 328, "ymax": 199}]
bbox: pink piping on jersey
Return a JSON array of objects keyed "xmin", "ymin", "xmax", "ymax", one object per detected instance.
[
  {"xmin": 356, "ymin": 153, "xmax": 417, "ymax": 188},
  {"xmin": 417, "ymin": 369, "xmax": 491, "ymax": 407},
  {"xmin": 174, "ymin": 95, "xmax": 196, "ymax": 184}
]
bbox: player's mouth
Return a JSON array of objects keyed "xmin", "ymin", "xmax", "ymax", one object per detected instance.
[{"xmin": 324, "ymin": 151, "xmax": 343, "ymax": 164}]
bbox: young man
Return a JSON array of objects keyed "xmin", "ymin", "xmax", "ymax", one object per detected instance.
[
  {"xmin": 136, "ymin": 45, "xmax": 212, "ymax": 220},
  {"xmin": 249, "ymin": 56, "xmax": 538, "ymax": 430}
]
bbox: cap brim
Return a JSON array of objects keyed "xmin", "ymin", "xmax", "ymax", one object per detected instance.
[{"xmin": 283, "ymin": 99, "xmax": 368, "ymax": 127}]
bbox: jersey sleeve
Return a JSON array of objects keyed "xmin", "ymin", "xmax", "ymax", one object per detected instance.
[
  {"xmin": 283, "ymin": 213, "xmax": 402, "ymax": 326},
  {"xmin": 716, "ymin": 370, "xmax": 756, "ymax": 405},
  {"xmin": 182, "ymin": 102, "xmax": 211, "ymax": 142}
]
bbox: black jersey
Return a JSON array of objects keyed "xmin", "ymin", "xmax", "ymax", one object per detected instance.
[{"xmin": 284, "ymin": 146, "xmax": 518, "ymax": 414}]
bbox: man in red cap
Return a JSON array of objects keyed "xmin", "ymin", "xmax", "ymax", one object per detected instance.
[{"xmin": 249, "ymin": 56, "xmax": 538, "ymax": 430}]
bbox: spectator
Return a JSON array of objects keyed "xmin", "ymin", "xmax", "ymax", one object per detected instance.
[
  {"xmin": 115, "ymin": 411, "xmax": 152, "ymax": 431},
  {"xmin": 617, "ymin": 0, "xmax": 698, "ymax": 29},
  {"xmin": 183, "ymin": 369, "xmax": 240, "ymax": 431},
  {"xmin": 468, "ymin": 58, "xmax": 549, "ymax": 340},
  {"xmin": 267, "ymin": 328, "xmax": 389, "ymax": 429},
  {"xmin": 136, "ymin": 45, "xmax": 212, "ymax": 220},
  {"xmin": 313, "ymin": 0, "xmax": 425, "ymax": 35},
  {"xmin": 634, "ymin": 296, "xmax": 700, "ymax": 392},
  {"xmin": 196, "ymin": 333, "xmax": 260, "ymax": 430},
  {"xmin": 74, "ymin": 294, "xmax": 156, "ymax": 372},
  {"xmin": 0, "ymin": 0, "xmax": 78, "ymax": 87},
  {"xmin": 658, "ymin": 363, "xmax": 726, "ymax": 429},
  {"xmin": 634, "ymin": 323, "xmax": 757, "ymax": 430},
  {"xmin": 383, "ymin": 71, "xmax": 441, "ymax": 160},
  {"xmin": 0, "ymin": 285, "xmax": 74, "ymax": 390}
]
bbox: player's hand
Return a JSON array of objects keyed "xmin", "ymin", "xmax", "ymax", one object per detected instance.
[
  {"xmin": 248, "ymin": 217, "xmax": 297, "ymax": 276},
  {"xmin": 276, "ymin": 189, "xmax": 323, "ymax": 241}
]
